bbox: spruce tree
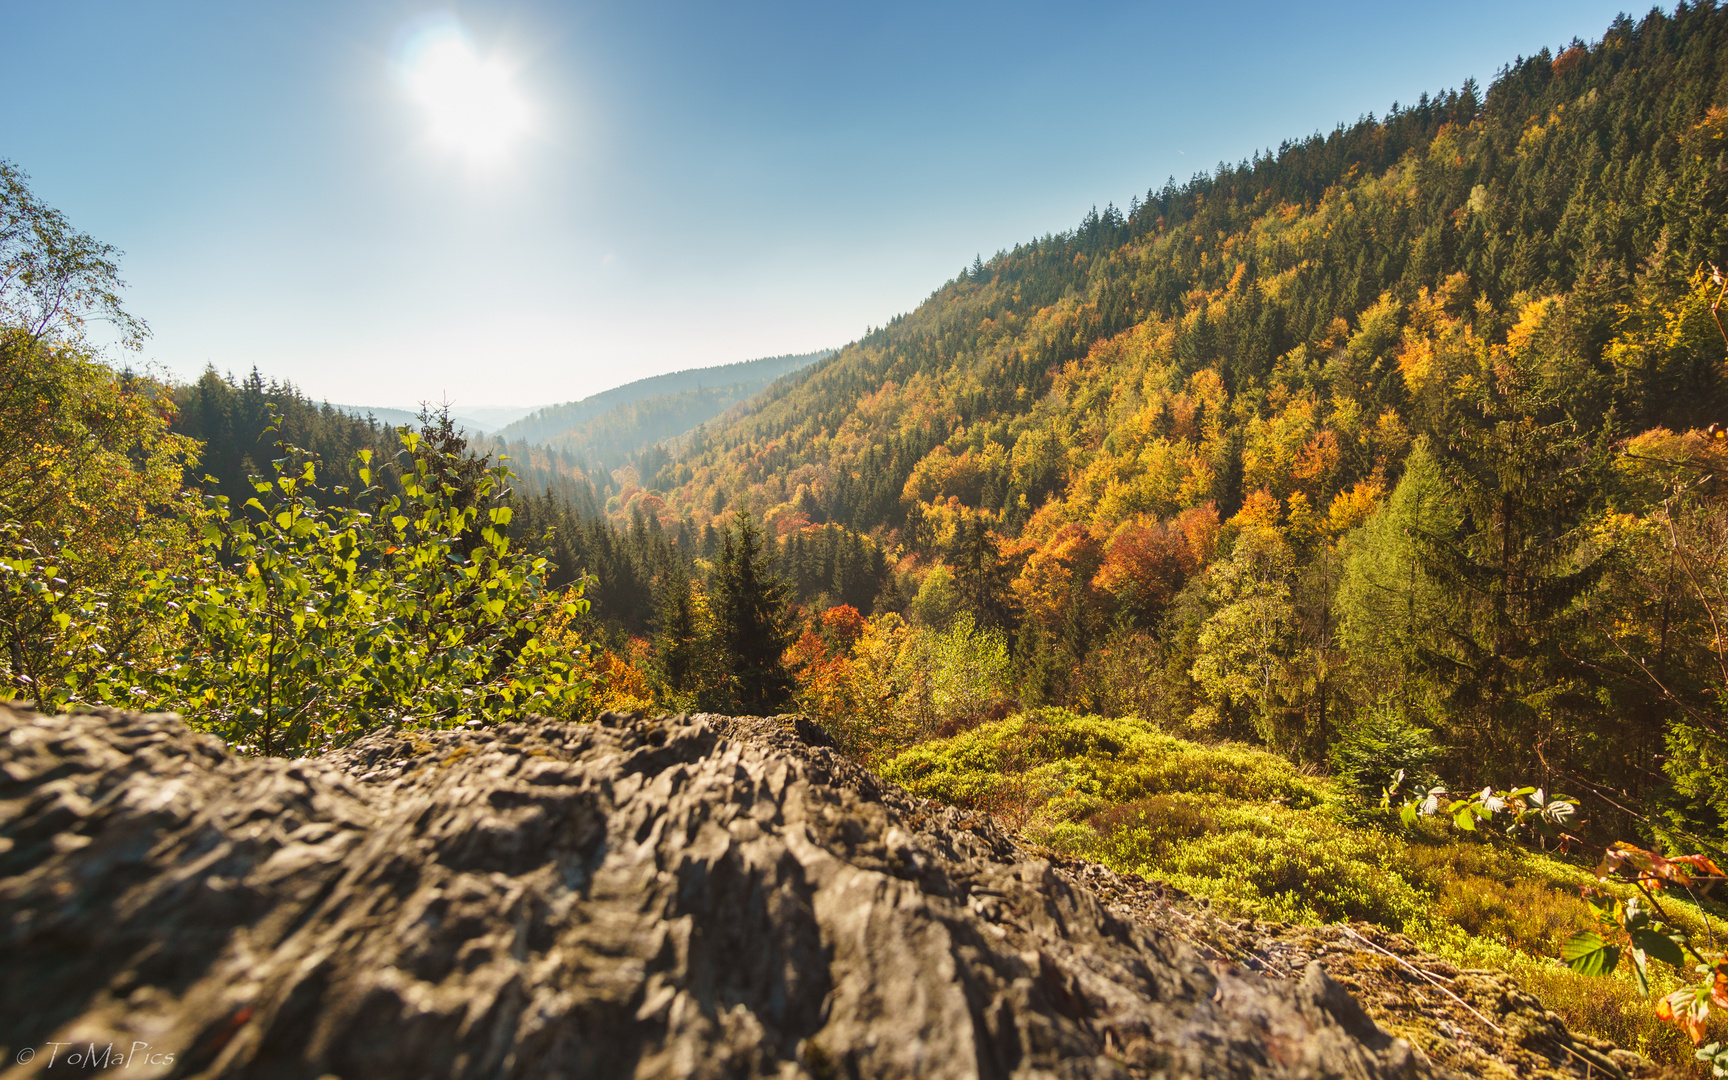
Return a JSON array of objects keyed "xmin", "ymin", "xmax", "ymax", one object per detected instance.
[
  {"xmin": 653, "ymin": 569, "xmax": 703, "ymax": 700},
  {"xmin": 701, "ymin": 511, "xmax": 795, "ymax": 712},
  {"xmin": 1417, "ymin": 343, "xmax": 1612, "ymax": 783}
]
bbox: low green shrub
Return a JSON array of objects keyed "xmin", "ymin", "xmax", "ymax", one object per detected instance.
[
  {"xmin": 879, "ymin": 707, "xmax": 1728, "ymax": 1070},
  {"xmin": 882, "ymin": 707, "xmax": 1328, "ymax": 817}
]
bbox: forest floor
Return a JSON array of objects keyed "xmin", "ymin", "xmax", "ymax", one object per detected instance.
[{"xmin": 880, "ymin": 709, "xmax": 1728, "ymax": 1073}]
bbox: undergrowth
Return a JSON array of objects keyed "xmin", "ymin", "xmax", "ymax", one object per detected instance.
[{"xmin": 880, "ymin": 707, "xmax": 1728, "ymax": 1071}]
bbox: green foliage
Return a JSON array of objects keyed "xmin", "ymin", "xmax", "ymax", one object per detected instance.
[
  {"xmin": 883, "ymin": 708, "xmax": 1329, "ymax": 824},
  {"xmin": 908, "ymin": 564, "xmax": 959, "ymax": 627},
  {"xmin": 924, "ymin": 614, "xmax": 1013, "ymax": 727},
  {"xmin": 600, "ymin": 3, "xmax": 1728, "ymax": 847},
  {"xmin": 883, "ymin": 706, "xmax": 1728, "ymax": 1064},
  {"xmin": 154, "ymin": 429, "xmax": 591, "ymax": 753},
  {"xmin": 1190, "ymin": 526, "xmax": 1299, "ymax": 749},
  {"xmin": 1328, "ymin": 701, "xmax": 1441, "ymax": 803},
  {"xmin": 0, "ymin": 159, "xmax": 147, "ymax": 350},
  {"xmin": 1418, "ymin": 316, "xmax": 1614, "ymax": 782},
  {"xmin": 46, "ymin": 424, "xmax": 591, "ymax": 754},
  {"xmin": 697, "ymin": 510, "xmax": 796, "ymax": 712},
  {"xmin": 171, "ymin": 366, "xmax": 400, "ymax": 505},
  {"xmin": 1403, "ymin": 779, "xmax": 1728, "ymax": 1052},
  {"xmin": 1560, "ymin": 930, "xmax": 1621, "ymax": 977},
  {"xmin": 1335, "ymin": 440, "xmax": 1457, "ymax": 715},
  {"xmin": 777, "ymin": 523, "xmax": 885, "ymax": 613},
  {"xmin": 652, "ymin": 569, "xmax": 703, "ymax": 701},
  {"xmin": 495, "ymin": 350, "xmax": 830, "ymax": 470},
  {"xmin": 0, "ymin": 163, "xmax": 204, "ymax": 707},
  {"xmin": 0, "ymin": 347, "xmax": 199, "ymax": 707}
]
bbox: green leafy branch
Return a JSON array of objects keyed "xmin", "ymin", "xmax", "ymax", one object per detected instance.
[
  {"xmin": 1387, "ymin": 770, "xmax": 1579, "ymax": 842},
  {"xmin": 1394, "ymin": 773, "xmax": 1728, "ymax": 1065}
]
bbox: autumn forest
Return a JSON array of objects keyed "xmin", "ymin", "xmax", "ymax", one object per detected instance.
[{"xmin": 10, "ymin": 2, "xmax": 1728, "ymax": 1063}]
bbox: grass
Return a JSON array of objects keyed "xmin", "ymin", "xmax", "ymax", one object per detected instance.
[{"xmin": 879, "ymin": 707, "xmax": 1728, "ymax": 1072}]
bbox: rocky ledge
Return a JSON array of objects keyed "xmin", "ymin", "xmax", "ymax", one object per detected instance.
[{"xmin": 0, "ymin": 706, "xmax": 1639, "ymax": 1079}]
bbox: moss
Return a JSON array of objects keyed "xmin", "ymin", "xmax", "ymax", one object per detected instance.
[
  {"xmin": 882, "ymin": 707, "xmax": 1329, "ymax": 814},
  {"xmin": 880, "ymin": 707, "xmax": 1728, "ymax": 1071}
]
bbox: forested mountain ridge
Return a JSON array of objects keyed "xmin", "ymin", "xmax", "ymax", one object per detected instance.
[
  {"xmin": 324, "ymin": 403, "xmax": 533, "ymax": 435},
  {"xmin": 628, "ymin": 4, "xmax": 1728, "ymax": 842},
  {"xmin": 674, "ymin": 9, "xmax": 1728, "ymax": 534},
  {"xmin": 494, "ymin": 349, "xmax": 831, "ymax": 466}
]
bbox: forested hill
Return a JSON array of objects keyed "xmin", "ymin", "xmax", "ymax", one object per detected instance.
[
  {"xmin": 494, "ymin": 349, "xmax": 831, "ymax": 462},
  {"xmin": 631, "ymin": 4, "xmax": 1728, "ymax": 833},
  {"xmin": 670, "ymin": 6, "xmax": 1728, "ymax": 538}
]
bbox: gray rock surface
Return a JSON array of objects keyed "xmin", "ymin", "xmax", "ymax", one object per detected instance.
[{"xmin": 0, "ymin": 705, "xmax": 1435, "ymax": 1079}]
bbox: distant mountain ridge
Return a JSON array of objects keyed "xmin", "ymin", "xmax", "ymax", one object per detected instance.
[
  {"xmin": 494, "ymin": 349, "xmax": 832, "ymax": 470},
  {"xmin": 326, "ymin": 404, "xmax": 535, "ymax": 436}
]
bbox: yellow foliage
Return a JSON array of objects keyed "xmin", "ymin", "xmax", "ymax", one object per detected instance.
[
  {"xmin": 1227, "ymin": 488, "xmax": 1282, "ymax": 533},
  {"xmin": 1504, "ymin": 295, "xmax": 1559, "ymax": 355},
  {"xmin": 1326, "ymin": 479, "xmax": 1386, "ymax": 537},
  {"xmin": 1396, "ymin": 335, "xmax": 1436, "ymax": 394},
  {"xmin": 588, "ymin": 646, "xmax": 654, "ymax": 715}
]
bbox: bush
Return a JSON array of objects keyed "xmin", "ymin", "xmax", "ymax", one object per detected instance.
[
  {"xmin": 76, "ymin": 426, "xmax": 591, "ymax": 755},
  {"xmin": 926, "ymin": 614, "xmax": 1013, "ymax": 731},
  {"xmin": 878, "ymin": 705, "xmax": 1728, "ymax": 1069},
  {"xmin": 882, "ymin": 708, "xmax": 1329, "ymax": 826},
  {"xmin": 1328, "ymin": 700, "xmax": 1442, "ymax": 803}
]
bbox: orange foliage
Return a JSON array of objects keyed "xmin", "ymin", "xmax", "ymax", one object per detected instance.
[
  {"xmin": 590, "ymin": 645, "xmax": 654, "ymax": 714},
  {"xmin": 773, "ymin": 509, "xmax": 812, "ymax": 537},
  {"xmin": 1175, "ymin": 504, "xmax": 1222, "ymax": 565},
  {"xmin": 1229, "ymin": 489, "xmax": 1283, "ymax": 533},
  {"xmin": 787, "ymin": 618, "xmax": 857, "ymax": 730},
  {"xmin": 786, "ymin": 626, "xmax": 828, "ymax": 670},
  {"xmin": 1291, "ymin": 429, "xmax": 1341, "ymax": 494},
  {"xmin": 1092, "ymin": 516, "xmax": 1198, "ymax": 619},
  {"xmin": 821, "ymin": 604, "xmax": 867, "ymax": 652},
  {"xmin": 1012, "ymin": 523, "xmax": 1105, "ymax": 632}
]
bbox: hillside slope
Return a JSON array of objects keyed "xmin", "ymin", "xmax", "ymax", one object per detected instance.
[
  {"xmin": 668, "ymin": 9, "xmax": 1728, "ymax": 536},
  {"xmin": 624, "ymin": 4, "xmax": 1728, "ymax": 840},
  {"xmin": 0, "ymin": 704, "xmax": 1643, "ymax": 1079},
  {"xmin": 325, "ymin": 403, "xmax": 534, "ymax": 435},
  {"xmin": 496, "ymin": 350, "xmax": 831, "ymax": 470}
]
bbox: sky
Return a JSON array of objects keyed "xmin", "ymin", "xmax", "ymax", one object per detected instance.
[{"xmin": 2, "ymin": 0, "xmax": 1633, "ymax": 410}]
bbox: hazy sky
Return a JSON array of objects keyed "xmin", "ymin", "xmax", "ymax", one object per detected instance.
[{"xmin": 3, "ymin": 0, "xmax": 1629, "ymax": 408}]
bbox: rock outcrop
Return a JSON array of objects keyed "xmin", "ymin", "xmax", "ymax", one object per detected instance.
[{"xmin": 0, "ymin": 706, "xmax": 1628, "ymax": 1079}]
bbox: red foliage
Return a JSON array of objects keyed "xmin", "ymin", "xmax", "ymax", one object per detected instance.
[
  {"xmin": 1093, "ymin": 516, "xmax": 1198, "ymax": 620},
  {"xmin": 820, "ymin": 605, "xmax": 867, "ymax": 653}
]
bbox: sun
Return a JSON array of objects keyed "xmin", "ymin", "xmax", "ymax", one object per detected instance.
[{"xmin": 402, "ymin": 27, "xmax": 531, "ymax": 164}]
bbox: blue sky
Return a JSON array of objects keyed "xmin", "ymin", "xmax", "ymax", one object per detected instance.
[{"xmin": 2, "ymin": 0, "xmax": 1631, "ymax": 408}]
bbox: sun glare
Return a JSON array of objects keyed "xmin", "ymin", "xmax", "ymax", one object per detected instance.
[{"xmin": 403, "ymin": 27, "xmax": 530, "ymax": 165}]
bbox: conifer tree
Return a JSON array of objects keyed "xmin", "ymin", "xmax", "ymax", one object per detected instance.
[
  {"xmin": 1336, "ymin": 439, "xmax": 1460, "ymax": 718},
  {"xmin": 1417, "ymin": 334, "xmax": 1612, "ymax": 783},
  {"xmin": 700, "ymin": 511, "xmax": 795, "ymax": 712},
  {"xmin": 947, "ymin": 516, "xmax": 1007, "ymax": 626},
  {"xmin": 653, "ymin": 569, "xmax": 703, "ymax": 700}
]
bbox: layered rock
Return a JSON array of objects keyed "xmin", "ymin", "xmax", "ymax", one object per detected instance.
[{"xmin": 0, "ymin": 706, "xmax": 1616, "ymax": 1078}]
